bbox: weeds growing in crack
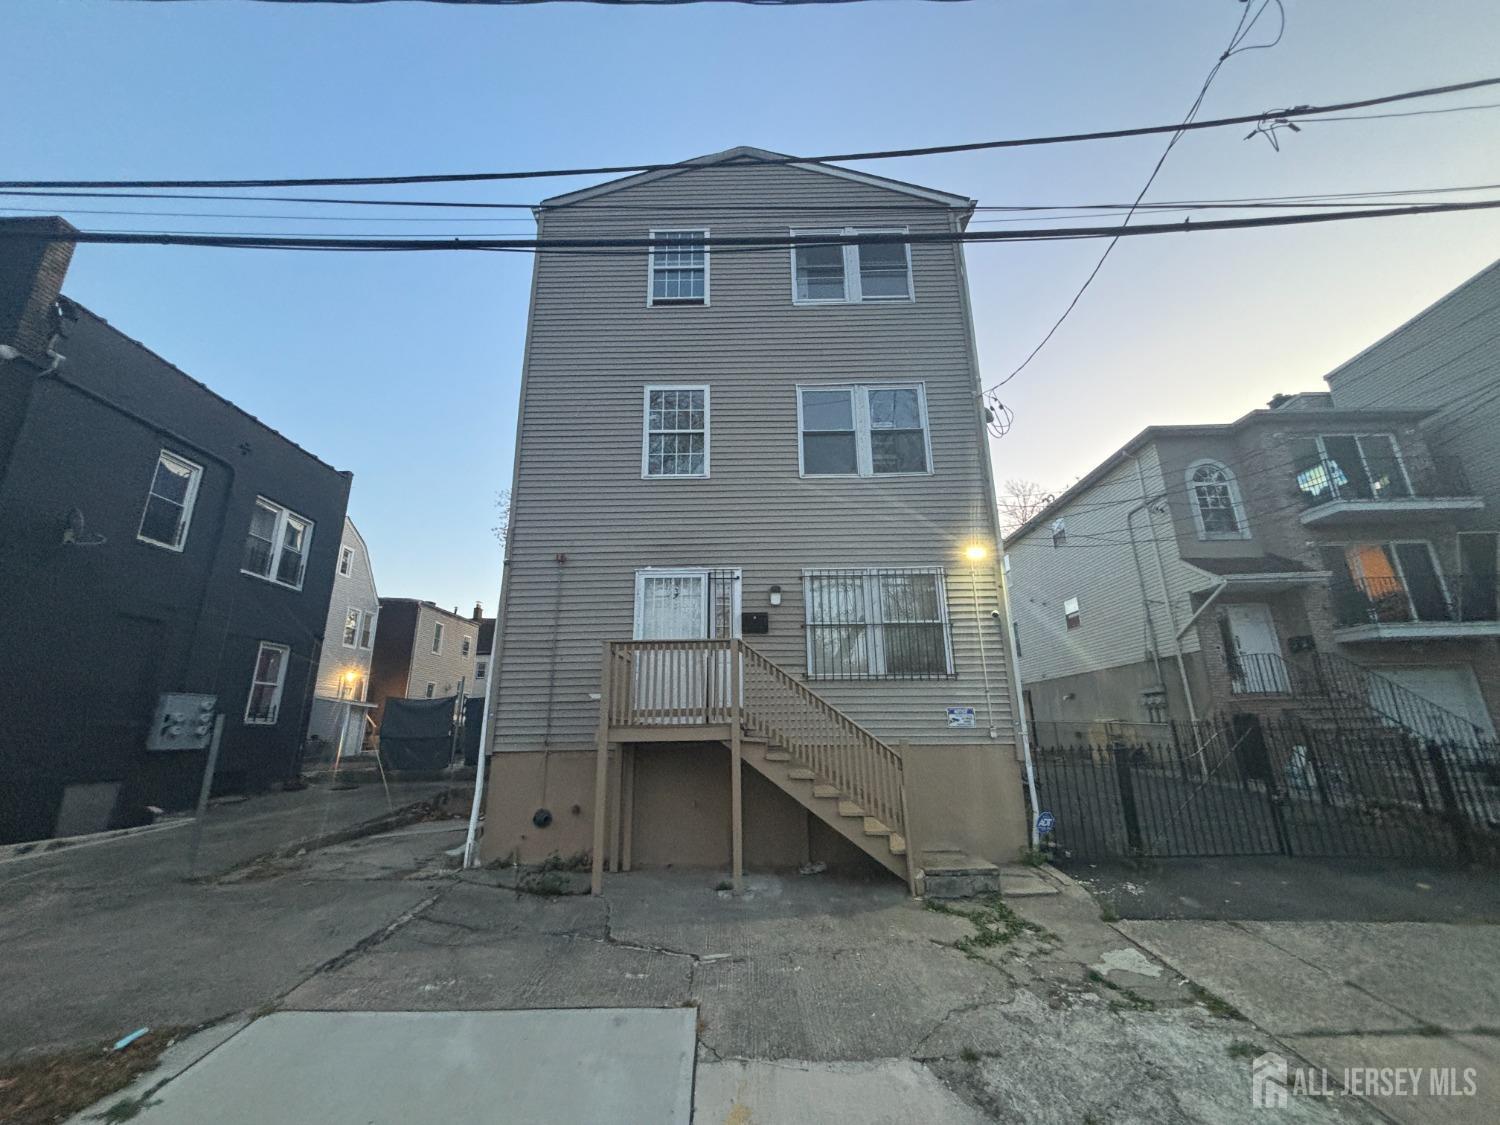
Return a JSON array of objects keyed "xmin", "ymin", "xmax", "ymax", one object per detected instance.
[
  {"xmin": 1187, "ymin": 983, "xmax": 1244, "ymax": 1021},
  {"xmin": 1087, "ymin": 969, "xmax": 1156, "ymax": 1012},
  {"xmin": 1226, "ymin": 1040, "xmax": 1262, "ymax": 1060},
  {"xmin": 925, "ymin": 896, "xmax": 1056, "ymax": 961}
]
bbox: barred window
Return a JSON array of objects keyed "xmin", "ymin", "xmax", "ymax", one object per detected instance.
[
  {"xmin": 804, "ymin": 567, "xmax": 953, "ymax": 679},
  {"xmin": 643, "ymin": 385, "xmax": 709, "ymax": 477},
  {"xmin": 648, "ymin": 229, "xmax": 708, "ymax": 306}
]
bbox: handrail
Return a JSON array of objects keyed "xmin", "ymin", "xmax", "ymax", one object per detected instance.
[
  {"xmin": 604, "ymin": 638, "xmax": 907, "ymax": 834},
  {"xmin": 1304, "ymin": 650, "xmax": 1489, "ymax": 747}
]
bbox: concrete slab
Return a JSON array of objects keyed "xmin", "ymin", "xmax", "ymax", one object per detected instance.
[
  {"xmin": 1119, "ymin": 920, "xmax": 1414, "ymax": 1035},
  {"xmin": 125, "ymin": 1009, "xmax": 695, "ymax": 1125},
  {"xmin": 695, "ymin": 1058, "xmax": 987, "ymax": 1124},
  {"xmin": 1282, "ymin": 1032, "xmax": 1500, "ymax": 1125}
]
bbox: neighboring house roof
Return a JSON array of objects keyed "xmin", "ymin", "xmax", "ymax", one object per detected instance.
[
  {"xmin": 58, "ymin": 297, "xmax": 347, "ymax": 476},
  {"xmin": 1324, "ymin": 257, "xmax": 1500, "ymax": 388},
  {"xmin": 538, "ymin": 145, "xmax": 976, "ymax": 215},
  {"xmin": 378, "ymin": 597, "xmax": 482, "ymax": 627},
  {"xmin": 1182, "ymin": 554, "xmax": 1315, "ymax": 576},
  {"xmin": 1003, "ymin": 404, "xmax": 1437, "ymax": 547}
]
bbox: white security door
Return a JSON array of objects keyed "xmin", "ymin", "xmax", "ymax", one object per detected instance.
[
  {"xmin": 1225, "ymin": 603, "xmax": 1289, "ymax": 694},
  {"xmin": 635, "ymin": 570, "xmax": 708, "ymax": 642},
  {"xmin": 632, "ymin": 569, "xmax": 740, "ymax": 719}
]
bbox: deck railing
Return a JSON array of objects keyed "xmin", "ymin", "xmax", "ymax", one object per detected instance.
[{"xmin": 603, "ymin": 639, "xmax": 907, "ymax": 836}]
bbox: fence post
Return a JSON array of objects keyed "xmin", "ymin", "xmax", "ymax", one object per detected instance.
[
  {"xmin": 1111, "ymin": 744, "xmax": 1145, "ymax": 856},
  {"xmin": 1425, "ymin": 740, "xmax": 1473, "ymax": 863}
]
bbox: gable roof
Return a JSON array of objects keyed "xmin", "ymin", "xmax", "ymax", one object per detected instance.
[{"xmin": 539, "ymin": 145, "xmax": 975, "ymax": 213}]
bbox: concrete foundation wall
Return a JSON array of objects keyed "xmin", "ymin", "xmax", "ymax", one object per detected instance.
[
  {"xmin": 903, "ymin": 744, "xmax": 1028, "ymax": 863},
  {"xmin": 1022, "ymin": 655, "xmax": 1209, "ymax": 739}
]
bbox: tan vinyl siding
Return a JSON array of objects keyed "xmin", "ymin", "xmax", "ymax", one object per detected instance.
[
  {"xmin": 1005, "ymin": 446, "xmax": 1199, "ymax": 686},
  {"xmin": 406, "ymin": 604, "xmax": 478, "ymax": 700},
  {"xmin": 1325, "ymin": 260, "xmax": 1500, "ymax": 503},
  {"xmin": 493, "ymin": 160, "xmax": 1012, "ymax": 752}
]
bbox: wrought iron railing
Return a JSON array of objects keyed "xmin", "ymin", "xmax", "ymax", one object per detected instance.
[
  {"xmin": 1294, "ymin": 453, "xmax": 1472, "ymax": 507},
  {"xmin": 1331, "ymin": 574, "xmax": 1498, "ymax": 627},
  {"xmin": 1301, "ymin": 650, "xmax": 1492, "ymax": 750}
]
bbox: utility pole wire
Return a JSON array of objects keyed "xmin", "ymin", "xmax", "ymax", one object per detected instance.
[
  {"xmin": 985, "ymin": 0, "xmax": 1279, "ymax": 397},
  {"xmin": 3, "ymin": 74, "xmax": 1497, "ymax": 190},
  {"xmin": 5, "ymin": 197, "xmax": 1500, "ymax": 251}
]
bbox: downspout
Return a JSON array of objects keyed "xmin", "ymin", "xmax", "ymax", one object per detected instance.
[
  {"xmin": 1124, "ymin": 499, "xmax": 1166, "ymax": 689},
  {"xmin": 951, "ymin": 204, "xmax": 1040, "ymax": 848},
  {"xmin": 1177, "ymin": 580, "xmax": 1229, "ymax": 640}
]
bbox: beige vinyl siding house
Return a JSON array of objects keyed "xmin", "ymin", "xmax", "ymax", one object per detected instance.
[{"xmin": 484, "ymin": 149, "xmax": 1027, "ymax": 881}]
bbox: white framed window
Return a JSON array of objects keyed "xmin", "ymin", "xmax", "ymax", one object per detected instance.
[
  {"xmin": 1186, "ymin": 459, "xmax": 1251, "ymax": 540},
  {"xmin": 803, "ymin": 567, "xmax": 953, "ymax": 679},
  {"xmin": 245, "ymin": 641, "xmax": 289, "ymax": 725},
  {"xmin": 137, "ymin": 450, "xmax": 203, "ymax": 551},
  {"xmin": 424, "ymin": 682, "xmax": 436, "ymax": 699},
  {"xmin": 643, "ymin": 385, "xmax": 709, "ymax": 478},
  {"xmin": 242, "ymin": 498, "xmax": 313, "ymax": 590},
  {"xmin": 1063, "ymin": 596, "xmax": 1081, "ymax": 630},
  {"xmin": 647, "ymin": 229, "xmax": 708, "ymax": 306},
  {"xmin": 797, "ymin": 383, "xmax": 932, "ymax": 477},
  {"xmin": 1295, "ymin": 433, "xmax": 1412, "ymax": 504},
  {"xmin": 339, "ymin": 545, "xmax": 354, "ymax": 576},
  {"xmin": 790, "ymin": 228, "xmax": 913, "ymax": 305},
  {"xmin": 359, "ymin": 610, "xmax": 376, "ymax": 649},
  {"xmin": 432, "ymin": 621, "xmax": 444, "ymax": 654},
  {"xmin": 342, "ymin": 607, "xmax": 362, "ymax": 647},
  {"xmin": 475, "ymin": 660, "xmax": 488, "ymax": 680},
  {"xmin": 461, "ymin": 636, "xmax": 472, "ymax": 657}
]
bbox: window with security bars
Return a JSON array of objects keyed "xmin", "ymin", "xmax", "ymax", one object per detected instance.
[
  {"xmin": 803, "ymin": 568, "xmax": 953, "ymax": 679},
  {"xmin": 643, "ymin": 385, "xmax": 709, "ymax": 477},
  {"xmin": 648, "ymin": 229, "xmax": 708, "ymax": 305}
]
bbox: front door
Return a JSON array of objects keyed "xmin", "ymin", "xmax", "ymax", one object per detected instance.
[
  {"xmin": 632, "ymin": 569, "xmax": 740, "ymax": 719},
  {"xmin": 1225, "ymin": 603, "xmax": 1289, "ymax": 694}
]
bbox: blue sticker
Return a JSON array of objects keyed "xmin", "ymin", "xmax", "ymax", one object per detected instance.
[{"xmin": 1035, "ymin": 811, "xmax": 1056, "ymax": 835}]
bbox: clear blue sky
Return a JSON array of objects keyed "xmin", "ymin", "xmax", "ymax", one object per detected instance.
[{"xmin": 6, "ymin": 0, "xmax": 1499, "ymax": 611}]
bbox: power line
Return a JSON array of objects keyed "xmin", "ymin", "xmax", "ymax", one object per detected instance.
[
  {"xmin": 6, "ymin": 198, "xmax": 1500, "ymax": 253},
  {"xmin": 4, "ymin": 75, "xmax": 1499, "ymax": 191},
  {"xmin": 984, "ymin": 0, "xmax": 1275, "ymax": 399}
]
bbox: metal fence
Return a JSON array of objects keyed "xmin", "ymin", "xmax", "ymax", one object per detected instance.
[{"xmin": 1031, "ymin": 713, "xmax": 1500, "ymax": 864}]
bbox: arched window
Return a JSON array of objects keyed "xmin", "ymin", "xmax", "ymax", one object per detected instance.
[{"xmin": 1187, "ymin": 460, "xmax": 1249, "ymax": 539}]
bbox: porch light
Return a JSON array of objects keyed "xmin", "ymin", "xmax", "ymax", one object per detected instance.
[
  {"xmin": 964, "ymin": 544, "xmax": 987, "ymax": 562},
  {"xmin": 768, "ymin": 586, "xmax": 782, "ymax": 606}
]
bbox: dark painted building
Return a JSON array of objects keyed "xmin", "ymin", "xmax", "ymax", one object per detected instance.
[{"xmin": 0, "ymin": 218, "xmax": 352, "ymax": 843}]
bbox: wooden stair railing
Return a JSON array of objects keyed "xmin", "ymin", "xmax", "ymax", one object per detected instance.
[{"xmin": 603, "ymin": 639, "xmax": 907, "ymax": 839}]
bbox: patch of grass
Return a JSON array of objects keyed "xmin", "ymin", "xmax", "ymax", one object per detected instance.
[
  {"xmin": 1098, "ymin": 903, "xmax": 1120, "ymax": 923},
  {"xmin": 1188, "ymin": 983, "xmax": 1244, "ymax": 1021},
  {"xmin": 1226, "ymin": 1040, "xmax": 1263, "ymax": 1061},
  {"xmin": 1086, "ymin": 969, "xmax": 1155, "ymax": 1011},
  {"xmin": 0, "ymin": 1028, "xmax": 185, "ymax": 1125},
  {"xmin": 1017, "ymin": 846, "xmax": 1048, "ymax": 868},
  {"xmin": 518, "ymin": 871, "xmax": 572, "ymax": 896},
  {"xmin": 926, "ymin": 895, "xmax": 1055, "ymax": 960},
  {"xmin": 958, "ymin": 1046, "xmax": 981, "ymax": 1064},
  {"xmin": 536, "ymin": 851, "xmax": 590, "ymax": 873}
]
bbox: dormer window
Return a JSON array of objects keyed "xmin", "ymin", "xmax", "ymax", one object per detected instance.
[
  {"xmin": 648, "ymin": 229, "xmax": 708, "ymax": 306},
  {"xmin": 1187, "ymin": 460, "xmax": 1250, "ymax": 540}
]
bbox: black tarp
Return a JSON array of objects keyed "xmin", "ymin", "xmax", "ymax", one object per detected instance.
[
  {"xmin": 380, "ymin": 696, "xmax": 456, "ymax": 771},
  {"xmin": 462, "ymin": 697, "xmax": 485, "ymax": 767}
]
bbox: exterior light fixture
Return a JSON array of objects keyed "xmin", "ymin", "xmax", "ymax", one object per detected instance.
[
  {"xmin": 964, "ymin": 544, "xmax": 987, "ymax": 563},
  {"xmin": 768, "ymin": 585, "xmax": 782, "ymax": 607}
]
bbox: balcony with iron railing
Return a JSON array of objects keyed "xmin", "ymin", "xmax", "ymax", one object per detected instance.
[
  {"xmin": 1332, "ymin": 573, "xmax": 1500, "ymax": 641},
  {"xmin": 1294, "ymin": 454, "xmax": 1483, "ymax": 527}
]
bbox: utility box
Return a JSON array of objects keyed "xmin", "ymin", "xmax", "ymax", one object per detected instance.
[{"xmin": 146, "ymin": 693, "xmax": 218, "ymax": 751}]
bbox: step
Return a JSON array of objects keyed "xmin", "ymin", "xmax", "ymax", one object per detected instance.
[
  {"xmin": 764, "ymin": 750, "xmax": 791, "ymax": 762},
  {"xmin": 862, "ymin": 818, "xmax": 892, "ymax": 837},
  {"xmin": 812, "ymin": 784, "xmax": 840, "ymax": 799},
  {"xmin": 887, "ymin": 834, "xmax": 906, "ymax": 856},
  {"xmin": 921, "ymin": 850, "xmax": 1003, "ymax": 900},
  {"xmin": 786, "ymin": 768, "xmax": 816, "ymax": 781},
  {"xmin": 837, "ymin": 800, "xmax": 864, "ymax": 818}
]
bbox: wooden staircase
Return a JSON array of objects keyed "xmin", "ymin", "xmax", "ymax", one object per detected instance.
[{"xmin": 592, "ymin": 638, "xmax": 917, "ymax": 894}]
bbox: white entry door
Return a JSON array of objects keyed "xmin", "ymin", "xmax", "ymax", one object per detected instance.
[
  {"xmin": 632, "ymin": 568, "xmax": 740, "ymax": 719},
  {"xmin": 1225, "ymin": 603, "xmax": 1289, "ymax": 694}
]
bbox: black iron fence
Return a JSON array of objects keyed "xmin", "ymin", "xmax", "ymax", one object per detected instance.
[{"xmin": 1031, "ymin": 713, "xmax": 1500, "ymax": 864}]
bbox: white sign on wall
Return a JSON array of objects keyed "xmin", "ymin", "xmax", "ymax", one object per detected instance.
[{"xmin": 945, "ymin": 707, "xmax": 976, "ymax": 728}]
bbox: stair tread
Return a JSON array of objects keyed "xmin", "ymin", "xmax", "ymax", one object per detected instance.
[
  {"xmin": 837, "ymin": 800, "xmax": 865, "ymax": 818},
  {"xmin": 764, "ymin": 751, "xmax": 792, "ymax": 762},
  {"xmin": 786, "ymin": 768, "xmax": 816, "ymax": 781},
  {"xmin": 888, "ymin": 834, "xmax": 907, "ymax": 855},
  {"xmin": 812, "ymin": 784, "xmax": 840, "ymax": 799},
  {"xmin": 863, "ymin": 817, "xmax": 892, "ymax": 837}
]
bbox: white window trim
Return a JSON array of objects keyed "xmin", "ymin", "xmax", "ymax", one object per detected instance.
[
  {"xmin": 641, "ymin": 384, "xmax": 711, "ymax": 479},
  {"xmin": 1312, "ymin": 433, "xmax": 1414, "ymax": 499},
  {"xmin": 796, "ymin": 382, "xmax": 934, "ymax": 478},
  {"xmin": 1347, "ymin": 539, "xmax": 1452, "ymax": 621},
  {"xmin": 245, "ymin": 641, "xmax": 290, "ymax": 726},
  {"xmin": 631, "ymin": 566, "xmax": 743, "ymax": 639},
  {"xmin": 1063, "ymin": 596, "xmax": 1081, "ymax": 629},
  {"xmin": 646, "ymin": 228, "xmax": 710, "ymax": 308},
  {"xmin": 432, "ymin": 621, "xmax": 444, "ymax": 654},
  {"xmin": 136, "ymin": 449, "xmax": 203, "ymax": 552},
  {"xmin": 1186, "ymin": 458, "xmax": 1252, "ymax": 541},
  {"xmin": 801, "ymin": 566, "xmax": 954, "ymax": 677},
  {"xmin": 342, "ymin": 606, "xmax": 363, "ymax": 649},
  {"xmin": 789, "ymin": 227, "xmax": 914, "ymax": 306},
  {"xmin": 359, "ymin": 608, "xmax": 377, "ymax": 650},
  {"xmin": 339, "ymin": 545, "xmax": 354, "ymax": 576},
  {"xmin": 475, "ymin": 660, "xmax": 488, "ymax": 679},
  {"xmin": 424, "ymin": 682, "xmax": 436, "ymax": 699},
  {"xmin": 461, "ymin": 636, "xmax": 472, "ymax": 657},
  {"xmin": 241, "ymin": 497, "xmax": 315, "ymax": 591}
]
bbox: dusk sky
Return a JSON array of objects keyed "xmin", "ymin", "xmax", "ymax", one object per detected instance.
[{"xmin": 6, "ymin": 0, "xmax": 1500, "ymax": 612}]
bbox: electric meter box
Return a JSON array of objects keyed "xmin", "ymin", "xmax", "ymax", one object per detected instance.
[{"xmin": 146, "ymin": 692, "xmax": 218, "ymax": 751}]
